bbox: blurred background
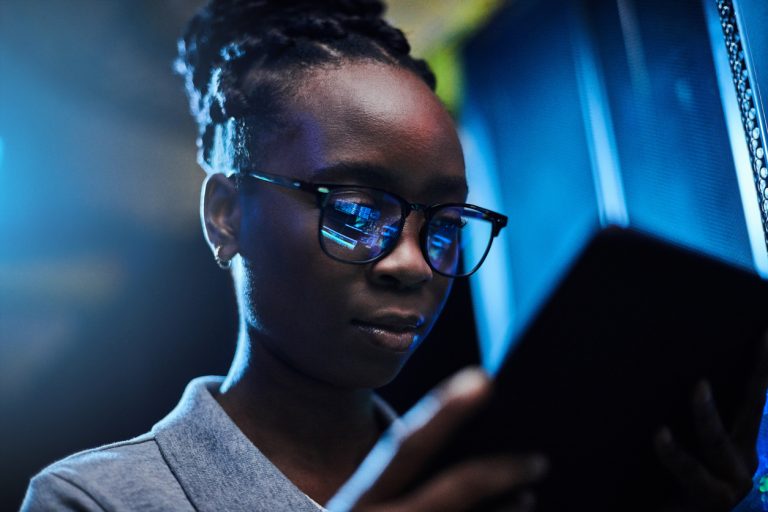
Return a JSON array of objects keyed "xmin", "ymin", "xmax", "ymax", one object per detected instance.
[
  {"xmin": 2, "ymin": 0, "xmax": 768, "ymax": 509},
  {"xmin": 0, "ymin": 1, "xmax": 492, "ymax": 507}
]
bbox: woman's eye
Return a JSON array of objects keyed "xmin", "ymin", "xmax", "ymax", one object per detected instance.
[{"xmin": 434, "ymin": 217, "xmax": 467, "ymax": 230}]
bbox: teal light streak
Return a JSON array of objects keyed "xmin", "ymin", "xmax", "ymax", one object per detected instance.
[
  {"xmin": 321, "ymin": 226, "xmax": 358, "ymax": 250},
  {"xmin": 572, "ymin": 6, "xmax": 629, "ymax": 228}
]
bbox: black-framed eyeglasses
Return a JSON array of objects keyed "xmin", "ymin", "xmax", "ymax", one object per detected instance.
[{"xmin": 236, "ymin": 170, "xmax": 508, "ymax": 278}]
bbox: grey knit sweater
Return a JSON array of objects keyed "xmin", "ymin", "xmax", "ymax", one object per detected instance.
[{"xmin": 21, "ymin": 376, "xmax": 397, "ymax": 511}]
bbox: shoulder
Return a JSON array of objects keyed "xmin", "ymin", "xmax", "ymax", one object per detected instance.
[{"xmin": 21, "ymin": 432, "xmax": 193, "ymax": 512}]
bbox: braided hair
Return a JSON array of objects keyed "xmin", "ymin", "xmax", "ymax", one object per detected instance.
[{"xmin": 176, "ymin": 0, "xmax": 437, "ymax": 173}]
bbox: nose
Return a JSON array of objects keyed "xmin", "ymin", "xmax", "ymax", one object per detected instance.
[{"xmin": 369, "ymin": 217, "xmax": 433, "ymax": 289}]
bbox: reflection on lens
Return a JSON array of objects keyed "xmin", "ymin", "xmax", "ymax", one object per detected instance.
[
  {"xmin": 319, "ymin": 189, "xmax": 500, "ymax": 276},
  {"xmin": 427, "ymin": 212, "xmax": 462, "ymax": 275},
  {"xmin": 321, "ymin": 189, "xmax": 402, "ymax": 262},
  {"xmin": 321, "ymin": 226, "xmax": 358, "ymax": 250},
  {"xmin": 427, "ymin": 206, "xmax": 494, "ymax": 276}
]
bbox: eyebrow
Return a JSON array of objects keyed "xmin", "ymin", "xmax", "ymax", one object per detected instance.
[{"xmin": 311, "ymin": 162, "xmax": 469, "ymax": 198}]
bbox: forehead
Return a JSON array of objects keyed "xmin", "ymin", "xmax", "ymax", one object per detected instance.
[{"xmin": 261, "ymin": 61, "xmax": 466, "ymax": 200}]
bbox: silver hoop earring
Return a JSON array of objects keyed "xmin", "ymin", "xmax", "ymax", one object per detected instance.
[{"xmin": 214, "ymin": 246, "xmax": 232, "ymax": 270}]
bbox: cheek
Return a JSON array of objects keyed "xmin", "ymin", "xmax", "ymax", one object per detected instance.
[
  {"xmin": 423, "ymin": 278, "xmax": 454, "ymax": 334},
  {"xmin": 239, "ymin": 200, "xmax": 313, "ymax": 314},
  {"xmin": 237, "ymin": 197, "xmax": 354, "ymax": 332},
  {"xmin": 239, "ymin": 193, "xmax": 319, "ymax": 268}
]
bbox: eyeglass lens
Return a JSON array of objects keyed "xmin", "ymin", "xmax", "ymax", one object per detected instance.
[{"xmin": 319, "ymin": 188, "xmax": 495, "ymax": 277}]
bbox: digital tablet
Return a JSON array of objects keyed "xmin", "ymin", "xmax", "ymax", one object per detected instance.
[{"xmin": 429, "ymin": 226, "xmax": 768, "ymax": 511}]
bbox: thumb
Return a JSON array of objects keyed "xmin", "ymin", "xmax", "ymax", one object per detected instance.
[{"xmin": 327, "ymin": 367, "xmax": 491, "ymax": 510}]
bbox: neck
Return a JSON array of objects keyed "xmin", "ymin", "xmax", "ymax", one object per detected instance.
[{"xmin": 215, "ymin": 324, "xmax": 384, "ymax": 503}]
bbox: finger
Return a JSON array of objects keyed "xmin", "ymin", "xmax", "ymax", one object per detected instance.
[
  {"xmin": 655, "ymin": 427, "xmax": 737, "ymax": 511},
  {"xmin": 328, "ymin": 367, "xmax": 493, "ymax": 510},
  {"xmin": 363, "ymin": 367, "xmax": 494, "ymax": 500},
  {"xmin": 731, "ymin": 331, "xmax": 768, "ymax": 462},
  {"xmin": 376, "ymin": 455, "xmax": 547, "ymax": 512},
  {"xmin": 692, "ymin": 380, "xmax": 752, "ymax": 485}
]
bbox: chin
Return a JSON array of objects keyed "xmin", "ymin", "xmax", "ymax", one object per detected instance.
[{"xmin": 314, "ymin": 351, "xmax": 413, "ymax": 390}]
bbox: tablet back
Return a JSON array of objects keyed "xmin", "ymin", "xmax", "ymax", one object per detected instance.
[{"xmin": 432, "ymin": 227, "xmax": 768, "ymax": 511}]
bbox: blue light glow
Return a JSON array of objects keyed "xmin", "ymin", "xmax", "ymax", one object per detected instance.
[
  {"xmin": 430, "ymin": 233, "xmax": 451, "ymax": 249},
  {"xmin": 321, "ymin": 226, "xmax": 358, "ymax": 249},
  {"xmin": 460, "ymin": 110, "xmax": 515, "ymax": 376},
  {"xmin": 343, "ymin": 223, "xmax": 365, "ymax": 233},
  {"xmin": 381, "ymin": 225, "xmax": 397, "ymax": 237},
  {"xmin": 0, "ymin": 137, "xmax": 5, "ymax": 228},
  {"xmin": 334, "ymin": 199, "xmax": 381, "ymax": 221},
  {"xmin": 704, "ymin": 0, "xmax": 768, "ymax": 277},
  {"xmin": 572, "ymin": 7, "xmax": 629, "ymax": 228},
  {"xmin": 335, "ymin": 199, "xmax": 359, "ymax": 215}
]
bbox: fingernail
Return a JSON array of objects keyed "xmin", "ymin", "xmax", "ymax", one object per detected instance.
[{"xmin": 444, "ymin": 367, "xmax": 488, "ymax": 399}]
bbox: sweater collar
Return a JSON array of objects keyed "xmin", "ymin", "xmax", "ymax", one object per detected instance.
[{"xmin": 152, "ymin": 376, "xmax": 322, "ymax": 512}]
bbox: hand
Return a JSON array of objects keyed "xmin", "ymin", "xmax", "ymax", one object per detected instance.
[
  {"xmin": 326, "ymin": 367, "xmax": 549, "ymax": 512},
  {"xmin": 654, "ymin": 333, "xmax": 768, "ymax": 512}
]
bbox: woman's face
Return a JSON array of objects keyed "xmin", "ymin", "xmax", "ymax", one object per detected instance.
[{"xmin": 236, "ymin": 61, "xmax": 467, "ymax": 388}]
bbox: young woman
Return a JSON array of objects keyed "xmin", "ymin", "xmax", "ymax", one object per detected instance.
[{"xmin": 21, "ymin": 1, "xmax": 767, "ymax": 510}]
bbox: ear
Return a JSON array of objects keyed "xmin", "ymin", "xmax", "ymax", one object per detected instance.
[{"xmin": 201, "ymin": 173, "xmax": 241, "ymax": 263}]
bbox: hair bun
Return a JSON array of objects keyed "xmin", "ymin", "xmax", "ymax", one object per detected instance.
[{"xmin": 178, "ymin": 0, "xmax": 436, "ymax": 173}]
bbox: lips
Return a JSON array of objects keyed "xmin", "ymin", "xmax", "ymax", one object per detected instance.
[{"xmin": 351, "ymin": 313, "xmax": 425, "ymax": 352}]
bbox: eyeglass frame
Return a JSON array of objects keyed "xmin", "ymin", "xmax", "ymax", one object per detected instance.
[{"xmin": 232, "ymin": 169, "xmax": 508, "ymax": 278}]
